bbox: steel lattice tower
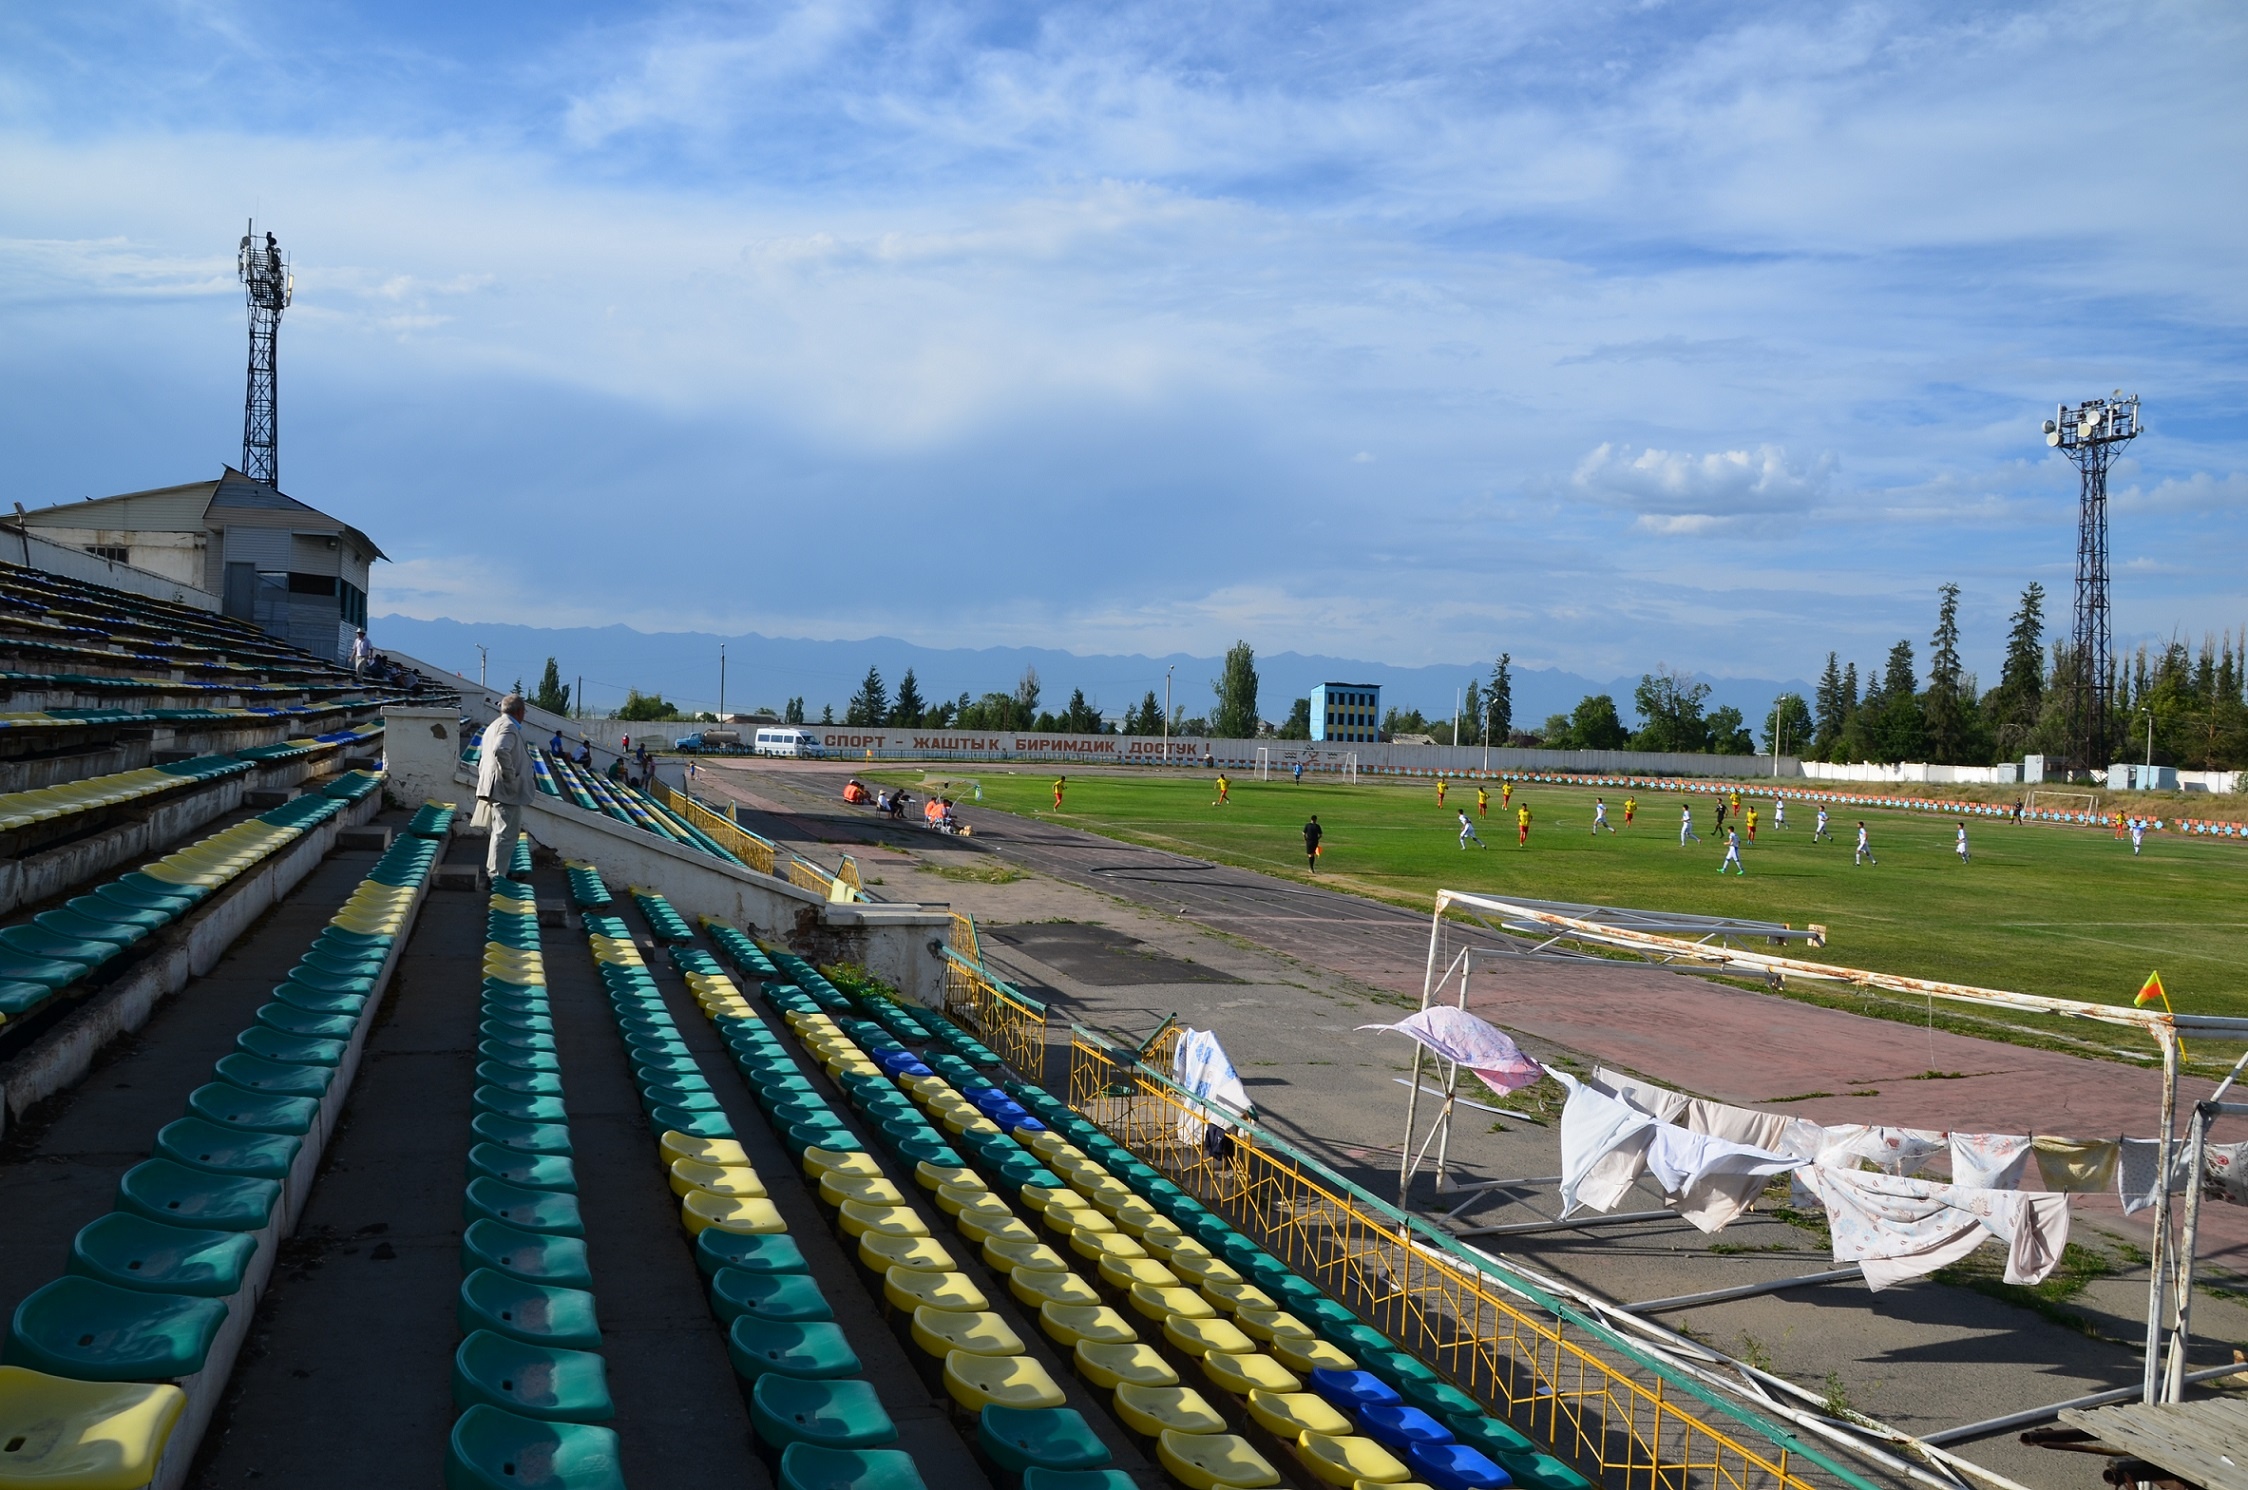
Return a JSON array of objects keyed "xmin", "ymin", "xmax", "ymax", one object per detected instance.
[
  {"xmin": 2044, "ymin": 393, "xmax": 2139, "ymax": 775},
  {"xmin": 237, "ymin": 222, "xmax": 292, "ymax": 487}
]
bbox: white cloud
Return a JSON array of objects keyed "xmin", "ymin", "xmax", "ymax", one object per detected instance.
[{"xmin": 1570, "ymin": 442, "xmax": 1834, "ymax": 529}]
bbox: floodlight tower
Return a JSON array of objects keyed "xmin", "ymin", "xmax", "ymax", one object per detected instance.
[
  {"xmin": 236, "ymin": 221, "xmax": 293, "ymax": 487},
  {"xmin": 2042, "ymin": 391, "xmax": 2140, "ymax": 775}
]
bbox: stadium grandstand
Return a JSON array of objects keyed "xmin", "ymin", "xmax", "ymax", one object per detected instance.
[{"xmin": 0, "ymin": 553, "xmax": 1968, "ymax": 1490}]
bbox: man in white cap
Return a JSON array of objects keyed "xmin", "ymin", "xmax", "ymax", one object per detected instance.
[{"xmin": 475, "ymin": 693, "xmax": 534, "ymax": 888}]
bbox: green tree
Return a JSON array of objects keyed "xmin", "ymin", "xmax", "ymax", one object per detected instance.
[
  {"xmin": 1212, "ymin": 641, "xmax": 1260, "ymax": 739},
  {"xmin": 1128, "ymin": 691, "xmax": 1165, "ymax": 736},
  {"xmin": 1923, "ymin": 584, "xmax": 1968, "ymax": 763},
  {"xmin": 845, "ymin": 667, "xmax": 888, "ymax": 726},
  {"xmin": 1538, "ymin": 713, "xmax": 1572, "ymax": 745},
  {"xmin": 1459, "ymin": 680, "xmax": 1485, "ymax": 746},
  {"xmin": 889, "ymin": 669, "xmax": 927, "ymax": 727},
  {"xmin": 1277, "ymin": 698, "xmax": 1311, "ymax": 740},
  {"xmin": 784, "ymin": 696, "xmax": 805, "ymax": 724},
  {"xmin": 1631, "ymin": 667, "xmax": 1710, "ymax": 752},
  {"xmin": 1013, "ymin": 667, "xmax": 1042, "ymax": 725},
  {"xmin": 1985, "ymin": 582, "xmax": 2045, "ymax": 759},
  {"xmin": 1060, "ymin": 688, "xmax": 1104, "ymax": 732},
  {"xmin": 1870, "ymin": 640, "xmax": 1925, "ymax": 762},
  {"xmin": 1812, "ymin": 653, "xmax": 1848, "ymax": 756},
  {"xmin": 1382, "ymin": 705, "xmax": 1432, "ymax": 738},
  {"xmin": 1707, "ymin": 705, "xmax": 1755, "ymax": 754},
  {"xmin": 1487, "ymin": 654, "xmax": 1513, "ymax": 743},
  {"xmin": 1764, "ymin": 693, "xmax": 1814, "ymax": 756},
  {"xmin": 530, "ymin": 656, "xmax": 571, "ymax": 716},
  {"xmin": 614, "ymin": 690, "xmax": 679, "ymax": 721},
  {"xmin": 1565, "ymin": 693, "xmax": 1629, "ymax": 750}
]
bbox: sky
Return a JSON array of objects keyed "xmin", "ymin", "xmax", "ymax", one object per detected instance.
[{"xmin": 2, "ymin": 0, "xmax": 2242, "ymax": 697}]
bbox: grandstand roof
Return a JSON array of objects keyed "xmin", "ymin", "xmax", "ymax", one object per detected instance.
[{"xmin": 23, "ymin": 467, "xmax": 387, "ymax": 561}]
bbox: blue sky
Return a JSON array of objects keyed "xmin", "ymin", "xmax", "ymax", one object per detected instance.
[{"xmin": 2, "ymin": 1, "xmax": 2242, "ymax": 692}]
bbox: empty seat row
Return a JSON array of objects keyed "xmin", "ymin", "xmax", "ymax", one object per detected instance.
[
  {"xmin": 450, "ymin": 875, "xmax": 627, "ymax": 1490},
  {"xmin": 531, "ymin": 753, "xmax": 745, "ymax": 868},
  {"xmin": 0, "ymin": 828, "xmax": 438, "ymax": 1487},
  {"xmin": 0, "ymin": 755, "xmax": 252, "ymax": 834},
  {"xmin": 577, "ymin": 875, "xmax": 926, "ymax": 1490},
  {"xmin": 0, "ymin": 789, "xmax": 360, "ymax": 1028}
]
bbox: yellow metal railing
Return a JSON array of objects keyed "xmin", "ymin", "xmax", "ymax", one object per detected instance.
[
  {"xmin": 787, "ymin": 858, "xmax": 839, "ymax": 897},
  {"xmin": 951, "ymin": 910, "xmax": 983, "ymax": 963},
  {"xmin": 838, "ymin": 855, "xmax": 864, "ymax": 896},
  {"xmin": 941, "ymin": 946, "xmax": 1048, "ymax": 1082},
  {"xmin": 1066, "ymin": 1026, "xmax": 1873, "ymax": 1490},
  {"xmin": 648, "ymin": 782, "xmax": 778, "ymax": 875}
]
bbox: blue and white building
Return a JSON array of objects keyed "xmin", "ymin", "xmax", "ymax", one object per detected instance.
[{"xmin": 1311, "ymin": 682, "xmax": 1381, "ymax": 743}]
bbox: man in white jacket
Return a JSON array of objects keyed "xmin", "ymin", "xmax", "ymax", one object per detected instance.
[{"xmin": 476, "ymin": 694, "xmax": 534, "ymax": 888}]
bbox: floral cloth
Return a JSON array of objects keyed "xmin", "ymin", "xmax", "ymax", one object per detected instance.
[
  {"xmin": 1949, "ymin": 1132, "xmax": 2035, "ymax": 1189},
  {"xmin": 1798, "ymin": 1166, "xmax": 2071, "ymax": 1291},
  {"xmin": 1359, "ymin": 1007, "xmax": 1544, "ymax": 1096}
]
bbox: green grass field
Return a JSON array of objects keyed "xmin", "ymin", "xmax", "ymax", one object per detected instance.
[{"xmin": 898, "ymin": 768, "xmax": 2248, "ymax": 1022}]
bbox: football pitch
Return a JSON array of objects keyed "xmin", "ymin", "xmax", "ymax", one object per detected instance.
[{"xmin": 903, "ymin": 768, "xmax": 2248, "ymax": 1023}]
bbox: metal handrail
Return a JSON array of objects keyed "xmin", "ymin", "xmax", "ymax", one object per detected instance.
[
  {"xmin": 648, "ymin": 781, "xmax": 778, "ymax": 875},
  {"xmin": 939, "ymin": 944, "xmax": 1047, "ymax": 1080}
]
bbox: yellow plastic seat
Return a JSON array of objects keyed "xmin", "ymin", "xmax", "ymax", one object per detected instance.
[
  {"xmin": 1246, "ymin": 1390, "xmax": 1352, "ymax": 1438},
  {"xmin": 944, "ymin": 1352, "xmax": 1065, "ymax": 1411},
  {"xmin": 1009, "ymin": 1268, "xmax": 1101, "ymax": 1310},
  {"xmin": 662, "ymin": 1132, "xmax": 750, "ymax": 1169},
  {"xmin": 1168, "ymin": 1252, "xmax": 1243, "ymax": 1288},
  {"xmin": 1082, "ymin": 1181, "xmax": 1138, "ymax": 1215},
  {"xmin": 1157, "ymin": 1430, "xmax": 1281, "ymax": 1490},
  {"xmin": 1072, "ymin": 1342, "xmax": 1178, "ymax": 1391},
  {"xmin": 804, "ymin": 1148, "xmax": 885, "ymax": 1182},
  {"xmin": 1116, "ymin": 1383, "xmax": 1227, "ymax": 1438},
  {"xmin": 1237, "ymin": 1308, "xmax": 1315, "ymax": 1344},
  {"xmin": 1070, "ymin": 1228, "xmax": 1145, "ymax": 1264},
  {"xmin": 1129, "ymin": 1283, "xmax": 1215, "ymax": 1324},
  {"xmin": 670, "ymin": 1158, "xmax": 766, "ymax": 1199},
  {"xmin": 1271, "ymin": 1336, "xmax": 1355, "ymax": 1374},
  {"xmin": 1038, "ymin": 1303, "xmax": 1137, "ymax": 1348},
  {"xmin": 1201, "ymin": 1351, "xmax": 1302, "ymax": 1397},
  {"xmin": 957, "ymin": 1212, "xmax": 1037, "ymax": 1248},
  {"xmin": 683, "ymin": 1192, "xmax": 786, "ymax": 1235},
  {"xmin": 0, "ymin": 1365, "xmax": 186, "ymax": 1490},
  {"xmin": 940, "ymin": 1187, "xmax": 1016, "ymax": 1225},
  {"xmin": 860, "ymin": 1233, "xmax": 956, "ymax": 1274},
  {"xmin": 1298, "ymin": 1433, "xmax": 1411, "ymax": 1487},
  {"xmin": 1097, "ymin": 1256, "xmax": 1180, "ymax": 1292},
  {"xmin": 1164, "ymin": 1316, "xmax": 1255, "ymax": 1359},
  {"xmin": 1109, "ymin": 1201, "xmax": 1166, "ymax": 1237},
  {"xmin": 884, "ymin": 1267, "xmax": 990, "ymax": 1314},
  {"xmin": 838, "ymin": 1202, "xmax": 928, "ymax": 1240},
  {"xmin": 983, "ymin": 1239, "xmax": 1067, "ymax": 1275},
  {"xmin": 916, "ymin": 1162, "xmax": 982, "ymax": 1193},
  {"xmin": 1203, "ymin": 1281, "xmax": 1277, "ymax": 1316},
  {"xmin": 1024, "ymin": 1132, "xmax": 1084, "ymax": 1162},
  {"xmin": 1019, "ymin": 1185, "xmax": 1092, "ymax": 1217},
  {"xmin": 911, "ymin": 1308, "xmax": 1026, "ymax": 1359},
  {"xmin": 941, "ymin": 1111, "xmax": 1001, "ymax": 1139},
  {"xmin": 901, "ymin": 1075, "xmax": 948, "ymax": 1099},
  {"xmin": 818, "ymin": 1173, "xmax": 907, "ymax": 1209}
]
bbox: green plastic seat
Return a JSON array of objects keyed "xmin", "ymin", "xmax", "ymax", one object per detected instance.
[
  {"xmin": 234, "ymin": 1026, "xmax": 347, "ymax": 1067},
  {"xmin": 712, "ymin": 1270, "xmax": 833, "ymax": 1325},
  {"xmin": 1397, "ymin": 1375, "xmax": 1483, "ymax": 1425},
  {"xmin": 445, "ymin": 1403, "xmax": 625, "ymax": 1490},
  {"xmin": 468, "ymin": 1145, "xmax": 577, "ymax": 1194},
  {"xmin": 477, "ymin": 1063, "xmax": 566, "ymax": 1098},
  {"xmin": 695, "ymin": 1230, "xmax": 809, "ymax": 1278},
  {"xmin": 299, "ymin": 948, "xmax": 386, "ymax": 979},
  {"xmin": 978, "ymin": 1406, "xmax": 1114, "ymax": 1474},
  {"xmin": 776, "ymin": 1443, "xmax": 928, "ymax": 1490},
  {"xmin": 116, "ymin": 1159, "xmax": 279, "ymax": 1233},
  {"xmin": 478, "ymin": 1043, "xmax": 563, "ymax": 1075},
  {"xmin": 465, "ymin": 1178, "xmax": 585, "ymax": 1237},
  {"xmin": 483, "ymin": 1011, "xmax": 556, "ymax": 1037},
  {"xmin": 484, "ymin": 1027, "xmax": 558, "ymax": 1055},
  {"xmin": 0, "ymin": 980, "xmax": 54, "ymax": 1017},
  {"xmin": 471, "ymin": 1115, "xmax": 573, "ymax": 1156},
  {"xmin": 271, "ymin": 982, "xmax": 366, "ymax": 1016},
  {"xmin": 458, "ymin": 1269, "xmax": 602, "ymax": 1350},
  {"xmin": 726, "ymin": 1317, "xmax": 861, "ymax": 1382},
  {"xmin": 284, "ymin": 967, "xmax": 375, "ymax": 996},
  {"xmin": 253, "ymin": 1001, "xmax": 358, "ymax": 1039},
  {"xmin": 153, "ymin": 1117, "xmax": 301, "ymax": 1180},
  {"xmin": 463, "ymin": 1220, "xmax": 594, "ymax": 1289},
  {"xmin": 651, "ymin": 1106, "xmax": 734, "ymax": 1141},
  {"xmin": 3, "ymin": 1276, "xmax": 228, "ymax": 1381},
  {"xmin": 452, "ymin": 1330, "xmax": 613, "ymax": 1422},
  {"xmin": 1023, "ymin": 1472, "xmax": 1138, "ymax": 1490},
  {"xmin": 641, "ymin": 1084, "xmax": 724, "ymax": 1115},
  {"xmin": 185, "ymin": 1082, "xmax": 319, "ymax": 1135},
  {"xmin": 211, "ymin": 1051, "xmax": 332, "ymax": 1100},
  {"xmin": 750, "ymin": 1375, "xmax": 899, "ymax": 1452},
  {"xmin": 34, "ymin": 908, "xmax": 148, "ymax": 949},
  {"xmin": 474, "ymin": 1089, "xmax": 570, "ymax": 1125},
  {"xmin": 0, "ymin": 925, "xmax": 121, "ymax": 966},
  {"xmin": 69, "ymin": 1212, "xmax": 258, "ymax": 1297},
  {"xmin": 1450, "ymin": 1414, "xmax": 1542, "ymax": 1465}
]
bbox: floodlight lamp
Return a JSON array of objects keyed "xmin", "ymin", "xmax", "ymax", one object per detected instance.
[{"xmin": 2042, "ymin": 419, "xmax": 2057, "ymax": 434}]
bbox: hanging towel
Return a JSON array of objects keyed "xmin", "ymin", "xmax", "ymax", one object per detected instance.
[
  {"xmin": 2031, "ymin": 1136, "xmax": 2120, "ymax": 1194},
  {"xmin": 1818, "ymin": 1125, "xmax": 1947, "ymax": 1176},
  {"xmin": 1554, "ymin": 1072, "xmax": 1656, "ymax": 1216},
  {"xmin": 1799, "ymin": 1167, "xmax": 2071, "ymax": 1290},
  {"xmin": 1172, "ymin": 1028, "xmax": 1253, "ymax": 1146},
  {"xmin": 1949, "ymin": 1133, "xmax": 2035, "ymax": 1190},
  {"xmin": 2117, "ymin": 1138, "xmax": 2193, "ymax": 1216},
  {"xmin": 1358, "ymin": 1007, "xmax": 1544, "ymax": 1096},
  {"xmin": 2203, "ymin": 1142, "xmax": 2248, "ymax": 1206},
  {"xmin": 1592, "ymin": 1068, "xmax": 1691, "ymax": 1123},
  {"xmin": 1643, "ymin": 1126, "xmax": 1806, "ymax": 1232}
]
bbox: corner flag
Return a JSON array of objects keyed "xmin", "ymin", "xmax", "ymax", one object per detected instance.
[{"xmin": 2135, "ymin": 971, "xmax": 2167, "ymax": 1008}]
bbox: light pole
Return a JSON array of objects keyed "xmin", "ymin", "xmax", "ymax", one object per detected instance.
[
  {"xmin": 2140, "ymin": 707, "xmax": 2154, "ymax": 771},
  {"xmin": 719, "ymin": 644, "xmax": 727, "ymax": 724},
  {"xmin": 477, "ymin": 645, "xmax": 488, "ymax": 687},
  {"xmin": 1162, "ymin": 666, "xmax": 1174, "ymax": 768},
  {"xmin": 1772, "ymin": 694, "xmax": 1784, "ymax": 778}
]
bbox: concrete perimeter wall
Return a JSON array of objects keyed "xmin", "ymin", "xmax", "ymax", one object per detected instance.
[{"xmin": 5, "ymin": 532, "xmax": 222, "ymax": 610}]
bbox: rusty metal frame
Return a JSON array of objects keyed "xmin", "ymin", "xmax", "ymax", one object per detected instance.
[{"xmin": 1065, "ymin": 1023, "xmax": 1887, "ymax": 1490}]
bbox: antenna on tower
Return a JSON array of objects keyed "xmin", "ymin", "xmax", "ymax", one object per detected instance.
[
  {"xmin": 237, "ymin": 220, "xmax": 293, "ymax": 487},
  {"xmin": 2040, "ymin": 391, "xmax": 2140, "ymax": 777}
]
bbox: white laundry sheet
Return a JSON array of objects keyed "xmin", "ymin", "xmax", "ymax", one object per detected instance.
[
  {"xmin": 1172, "ymin": 1027, "xmax": 1254, "ymax": 1146},
  {"xmin": 1798, "ymin": 1166, "xmax": 2071, "ymax": 1290},
  {"xmin": 1556, "ymin": 1074, "xmax": 1804, "ymax": 1231},
  {"xmin": 1359, "ymin": 1007, "xmax": 1544, "ymax": 1096}
]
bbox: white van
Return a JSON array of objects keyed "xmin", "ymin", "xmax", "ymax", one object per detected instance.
[{"xmin": 753, "ymin": 727, "xmax": 823, "ymax": 758}]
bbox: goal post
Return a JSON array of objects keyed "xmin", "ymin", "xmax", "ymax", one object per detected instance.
[
  {"xmin": 2028, "ymin": 789, "xmax": 2099, "ymax": 814},
  {"xmin": 1345, "ymin": 752, "xmax": 1359, "ymax": 785},
  {"xmin": 1256, "ymin": 747, "xmax": 1270, "ymax": 781}
]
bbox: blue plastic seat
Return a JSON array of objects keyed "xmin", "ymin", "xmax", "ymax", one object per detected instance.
[
  {"xmin": 1408, "ymin": 1440, "xmax": 1516, "ymax": 1490},
  {"xmin": 1361, "ymin": 1403, "xmax": 1457, "ymax": 1452},
  {"xmin": 1308, "ymin": 1367, "xmax": 1403, "ymax": 1413}
]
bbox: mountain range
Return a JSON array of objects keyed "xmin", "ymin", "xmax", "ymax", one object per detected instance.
[{"xmin": 372, "ymin": 615, "xmax": 1811, "ymax": 732}]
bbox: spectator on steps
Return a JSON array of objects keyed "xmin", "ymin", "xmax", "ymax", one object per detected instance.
[
  {"xmin": 474, "ymin": 694, "xmax": 534, "ymax": 890},
  {"xmin": 350, "ymin": 628, "xmax": 371, "ymax": 679}
]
